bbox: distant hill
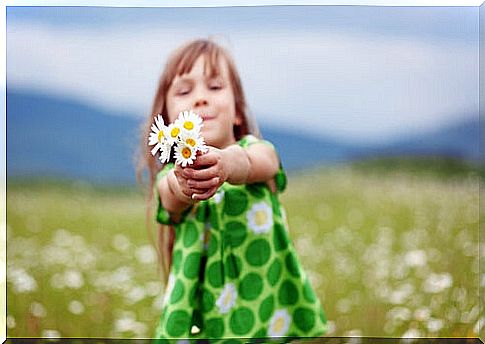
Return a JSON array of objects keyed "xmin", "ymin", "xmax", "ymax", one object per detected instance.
[
  {"xmin": 352, "ymin": 117, "xmax": 479, "ymax": 162},
  {"xmin": 6, "ymin": 89, "xmax": 479, "ymax": 184},
  {"xmin": 260, "ymin": 127, "xmax": 358, "ymax": 170},
  {"xmin": 7, "ymin": 90, "xmax": 142, "ymax": 184}
]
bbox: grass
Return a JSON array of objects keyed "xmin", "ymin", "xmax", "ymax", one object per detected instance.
[{"xmin": 6, "ymin": 158, "xmax": 481, "ymax": 338}]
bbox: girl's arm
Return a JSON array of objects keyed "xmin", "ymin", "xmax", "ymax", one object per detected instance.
[
  {"xmin": 182, "ymin": 142, "xmax": 280, "ymax": 200},
  {"xmin": 222, "ymin": 143, "xmax": 279, "ymax": 184}
]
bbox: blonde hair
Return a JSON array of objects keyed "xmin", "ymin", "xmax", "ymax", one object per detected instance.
[{"xmin": 136, "ymin": 38, "xmax": 259, "ymax": 280}]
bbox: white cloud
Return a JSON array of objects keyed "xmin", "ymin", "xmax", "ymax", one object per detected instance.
[
  {"xmin": 7, "ymin": 21, "xmax": 477, "ymax": 143},
  {"xmin": 232, "ymin": 31, "xmax": 477, "ymax": 142}
]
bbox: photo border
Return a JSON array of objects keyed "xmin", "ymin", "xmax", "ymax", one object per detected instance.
[{"xmin": 2, "ymin": 0, "xmax": 483, "ymax": 342}]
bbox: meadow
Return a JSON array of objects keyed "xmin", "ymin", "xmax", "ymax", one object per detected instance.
[{"xmin": 6, "ymin": 160, "xmax": 481, "ymax": 339}]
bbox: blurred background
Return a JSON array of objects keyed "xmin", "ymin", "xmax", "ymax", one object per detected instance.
[{"xmin": 6, "ymin": 4, "xmax": 481, "ymax": 339}]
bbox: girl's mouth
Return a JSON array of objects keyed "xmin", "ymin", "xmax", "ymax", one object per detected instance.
[{"xmin": 200, "ymin": 114, "xmax": 215, "ymax": 121}]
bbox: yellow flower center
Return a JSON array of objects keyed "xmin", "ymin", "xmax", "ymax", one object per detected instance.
[
  {"xmin": 158, "ymin": 131, "xmax": 164, "ymax": 142},
  {"xmin": 273, "ymin": 316, "xmax": 285, "ymax": 333},
  {"xmin": 182, "ymin": 147, "xmax": 192, "ymax": 159},
  {"xmin": 183, "ymin": 121, "xmax": 194, "ymax": 130},
  {"xmin": 171, "ymin": 127, "xmax": 180, "ymax": 138},
  {"xmin": 223, "ymin": 290, "xmax": 232, "ymax": 306},
  {"xmin": 186, "ymin": 138, "xmax": 196, "ymax": 147},
  {"xmin": 254, "ymin": 210, "xmax": 268, "ymax": 226}
]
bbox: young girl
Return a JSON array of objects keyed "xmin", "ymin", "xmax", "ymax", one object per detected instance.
[{"xmin": 140, "ymin": 39, "xmax": 327, "ymax": 340}]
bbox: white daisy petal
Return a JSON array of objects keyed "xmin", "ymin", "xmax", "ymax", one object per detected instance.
[
  {"xmin": 148, "ymin": 133, "xmax": 159, "ymax": 146},
  {"xmin": 159, "ymin": 143, "xmax": 172, "ymax": 163},
  {"xmin": 155, "ymin": 115, "xmax": 165, "ymax": 129},
  {"xmin": 199, "ymin": 142, "xmax": 209, "ymax": 153},
  {"xmin": 151, "ymin": 143, "xmax": 161, "ymax": 156},
  {"xmin": 196, "ymin": 135, "xmax": 208, "ymax": 153}
]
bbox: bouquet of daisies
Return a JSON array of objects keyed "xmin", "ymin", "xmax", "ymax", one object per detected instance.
[{"xmin": 148, "ymin": 110, "xmax": 208, "ymax": 167}]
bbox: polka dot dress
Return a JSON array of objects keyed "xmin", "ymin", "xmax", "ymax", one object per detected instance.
[{"xmin": 154, "ymin": 135, "xmax": 327, "ymax": 341}]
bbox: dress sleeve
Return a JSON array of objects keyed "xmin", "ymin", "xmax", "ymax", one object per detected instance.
[
  {"xmin": 153, "ymin": 163, "xmax": 192, "ymax": 225},
  {"xmin": 238, "ymin": 135, "xmax": 287, "ymax": 193}
]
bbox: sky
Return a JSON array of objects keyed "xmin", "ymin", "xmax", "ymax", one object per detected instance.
[{"xmin": 6, "ymin": 5, "xmax": 479, "ymax": 144}]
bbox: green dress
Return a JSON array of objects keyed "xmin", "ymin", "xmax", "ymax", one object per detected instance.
[{"xmin": 154, "ymin": 135, "xmax": 327, "ymax": 341}]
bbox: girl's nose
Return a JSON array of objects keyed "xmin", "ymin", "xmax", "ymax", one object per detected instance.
[{"xmin": 194, "ymin": 98, "xmax": 208, "ymax": 107}]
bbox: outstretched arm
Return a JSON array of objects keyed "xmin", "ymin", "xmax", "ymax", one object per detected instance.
[{"xmin": 223, "ymin": 142, "xmax": 280, "ymax": 184}]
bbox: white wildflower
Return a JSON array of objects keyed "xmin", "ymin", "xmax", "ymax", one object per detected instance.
[
  {"xmin": 68, "ymin": 300, "xmax": 85, "ymax": 315},
  {"xmin": 423, "ymin": 273, "xmax": 452, "ymax": 293}
]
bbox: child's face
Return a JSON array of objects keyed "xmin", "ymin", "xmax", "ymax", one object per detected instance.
[{"xmin": 166, "ymin": 55, "xmax": 241, "ymax": 149}]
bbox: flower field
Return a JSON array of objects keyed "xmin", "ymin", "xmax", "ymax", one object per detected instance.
[{"xmin": 6, "ymin": 163, "xmax": 481, "ymax": 339}]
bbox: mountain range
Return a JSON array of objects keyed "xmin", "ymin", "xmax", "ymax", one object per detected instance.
[{"xmin": 7, "ymin": 89, "xmax": 479, "ymax": 184}]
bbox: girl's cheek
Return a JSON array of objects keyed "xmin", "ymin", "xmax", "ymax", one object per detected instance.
[{"xmin": 166, "ymin": 102, "xmax": 184, "ymax": 121}]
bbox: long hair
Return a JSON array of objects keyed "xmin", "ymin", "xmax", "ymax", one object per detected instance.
[{"xmin": 136, "ymin": 38, "xmax": 259, "ymax": 281}]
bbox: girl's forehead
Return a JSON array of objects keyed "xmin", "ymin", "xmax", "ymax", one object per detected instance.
[{"xmin": 176, "ymin": 54, "xmax": 229, "ymax": 79}]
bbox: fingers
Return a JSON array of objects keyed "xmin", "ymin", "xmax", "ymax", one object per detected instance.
[
  {"xmin": 173, "ymin": 168, "xmax": 199, "ymax": 198},
  {"xmin": 172, "ymin": 148, "xmax": 224, "ymax": 201},
  {"xmin": 182, "ymin": 165, "xmax": 219, "ymax": 181},
  {"xmin": 181, "ymin": 147, "xmax": 228, "ymax": 185},
  {"xmin": 192, "ymin": 151, "xmax": 219, "ymax": 168},
  {"xmin": 182, "ymin": 187, "xmax": 207, "ymax": 198},
  {"xmin": 188, "ymin": 177, "xmax": 221, "ymax": 190},
  {"xmin": 174, "ymin": 167, "xmax": 220, "ymax": 199},
  {"xmin": 192, "ymin": 186, "xmax": 219, "ymax": 201},
  {"xmin": 177, "ymin": 181, "xmax": 206, "ymax": 198},
  {"xmin": 174, "ymin": 164, "xmax": 186, "ymax": 178},
  {"xmin": 173, "ymin": 169, "xmax": 188, "ymax": 189}
]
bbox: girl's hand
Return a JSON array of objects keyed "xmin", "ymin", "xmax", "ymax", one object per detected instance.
[
  {"xmin": 177, "ymin": 142, "xmax": 279, "ymax": 201},
  {"xmin": 182, "ymin": 147, "xmax": 228, "ymax": 201},
  {"xmin": 172, "ymin": 163, "xmax": 210, "ymax": 201}
]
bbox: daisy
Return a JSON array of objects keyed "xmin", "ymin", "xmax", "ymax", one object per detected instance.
[
  {"xmin": 247, "ymin": 201, "xmax": 274, "ymax": 234},
  {"xmin": 216, "ymin": 283, "xmax": 237, "ymax": 314},
  {"xmin": 166, "ymin": 123, "xmax": 182, "ymax": 146},
  {"xmin": 268, "ymin": 309, "xmax": 291, "ymax": 337},
  {"xmin": 176, "ymin": 110, "xmax": 203, "ymax": 135},
  {"xmin": 174, "ymin": 142, "xmax": 197, "ymax": 167},
  {"xmin": 148, "ymin": 114, "xmax": 168, "ymax": 156},
  {"xmin": 179, "ymin": 130, "xmax": 208, "ymax": 154}
]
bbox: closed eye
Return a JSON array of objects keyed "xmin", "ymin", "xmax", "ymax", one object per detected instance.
[
  {"xmin": 208, "ymin": 78, "xmax": 224, "ymax": 90},
  {"xmin": 176, "ymin": 88, "xmax": 191, "ymax": 96}
]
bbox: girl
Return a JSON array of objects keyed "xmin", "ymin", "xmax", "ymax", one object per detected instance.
[{"xmin": 139, "ymin": 39, "xmax": 327, "ymax": 341}]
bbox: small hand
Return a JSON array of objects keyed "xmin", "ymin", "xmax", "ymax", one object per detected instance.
[
  {"xmin": 172, "ymin": 164, "xmax": 207, "ymax": 201},
  {"xmin": 182, "ymin": 147, "xmax": 227, "ymax": 201}
]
